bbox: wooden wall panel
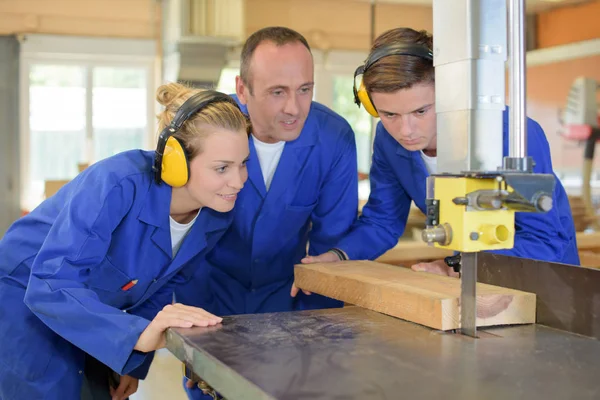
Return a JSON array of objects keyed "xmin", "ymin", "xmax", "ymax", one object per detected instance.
[
  {"xmin": 245, "ymin": 0, "xmax": 432, "ymax": 51},
  {"xmin": 0, "ymin": 0, "xmax": 160, "ymax": 39},
  {"xmin": 375, "ymin": 3, "xmax": 432, "ymax": 37}
]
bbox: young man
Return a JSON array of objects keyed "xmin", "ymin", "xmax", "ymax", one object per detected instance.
[{"xmin": 304, "ymin": 27, "xmax": 580, "ymax": 273}]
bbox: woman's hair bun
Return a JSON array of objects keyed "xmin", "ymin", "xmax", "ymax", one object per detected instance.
[{"xmin": 156, "ymin": 82, "xmax": 189, "ymax": 108}]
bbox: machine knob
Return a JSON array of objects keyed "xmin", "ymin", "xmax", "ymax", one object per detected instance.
[
  {"xmin": 422, "ymin": 224, "xmax": 452, "ymax": 246},
  {"xmin": 535, "ymin": 194, "xmax": 553, "ymax": 212}
]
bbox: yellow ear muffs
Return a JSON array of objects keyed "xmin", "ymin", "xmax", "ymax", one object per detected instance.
[
  {"xmin": 352, "ymin": 44, "xmax": 434, "ymax": 119},
  {"xmin": 160, "ymin": 136, "xmax": 189, "ymax": 187},
  {"xmin": 152, "ymin": 90, "xmax": 241, "ymax": 187},
  {"xmin": 353, "ymin": 65, "xmax": 379, "ymax": 118},
  {"xmin": 357, "ymin": 80, "xmax": 379, "ymax": 118}
]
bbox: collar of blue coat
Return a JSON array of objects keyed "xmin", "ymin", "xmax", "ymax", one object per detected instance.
[
  {"xmin": 137, "ymin": 169, "xmax": 233, "ymax": 233},
  {"xmin": 229, "ymin": 94, "xmax": 319, "ymax": 148}
]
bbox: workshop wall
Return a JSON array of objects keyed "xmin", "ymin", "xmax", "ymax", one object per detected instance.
[
  {"xmin": 1, "ymin": 0, "xmax": 598, "ymax": 51},
  {"xmin": 245, "ymin": 0, "xmax": 432, "ymax": 51},
  {"xmin": 537, "ymin": 0, "xmax": 600, "ymax": 49},
  {"xmin": 525, "ymin": 54, "xmax": 600, "ymax": 174},
  {"xmin": 0, "ymin": 0, "xmax": 160, "ymax": 39}
]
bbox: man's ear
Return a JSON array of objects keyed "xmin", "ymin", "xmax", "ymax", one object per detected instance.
[{"xmin": 236, "ymin": 76, "xmax": 248, "ymax": 105}]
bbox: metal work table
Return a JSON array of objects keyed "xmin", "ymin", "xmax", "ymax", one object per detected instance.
[{"xmin": 166, "ymin": 306, "xmax": 600, "ymax": 399}]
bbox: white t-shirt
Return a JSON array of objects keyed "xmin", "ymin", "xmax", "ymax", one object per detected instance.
[
  {"xmin": 420, "ymin": 151, "xmax": 437, "ymax": 174},
  {"xmin": 252, "ymin": 134, "xmax": 285, "ymax": 191},
  {"xmin": 169, "ymin": 210, "xmax": 200, "ymax": 258}
]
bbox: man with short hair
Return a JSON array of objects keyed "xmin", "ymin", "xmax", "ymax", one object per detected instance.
[
  {"xmin": 304, "ymin": 27, "xmax": 580, "ymax": 272},
  {"xmin": 176, "ymin": 26, "xmax": 359, "ymax": 399}
]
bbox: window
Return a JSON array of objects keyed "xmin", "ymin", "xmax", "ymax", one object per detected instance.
[
  {"xmin": 331, "ymin": 75, "xmax": 374, "ymax": 175},
  {"xmin": 28, "ymin": 65, "xmax": 86, "ymax": 185},
  {"xmin": 20, "ymin": 35, "xmax": 156, "ymax": 211},
  {"xmin": 312, "ymin": 50, "xmax": 375, "ymax": 201},
  {"xmin": 92, "ymin": 67, "xmax": 148, "ymax": 161},
  {"xmin": 216, "ymin": 67, "xmax": 239, "ymax": 95}
]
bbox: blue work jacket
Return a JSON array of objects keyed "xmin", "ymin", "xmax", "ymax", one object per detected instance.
[
  {"xmin": 0, "ymin": 150, "xmax": 232, "ymax": 400},
  {"xmin": 335, "ymin": 111, "xmax": 580, "ymax": 266},
  {"xmin": 175, "ymin": 97, "xmax": 358, "ymax": 315}
]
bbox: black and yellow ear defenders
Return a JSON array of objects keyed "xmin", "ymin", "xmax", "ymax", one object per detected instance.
[
  {"xmin": 153, "ymin": 90, "xmax": 241, "ymax": 187},
  {"xmin": 352, "ymin": 44, "xmax": 434, "ymax": 118}
]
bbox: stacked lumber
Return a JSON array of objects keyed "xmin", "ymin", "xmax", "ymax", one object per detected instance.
[
  {"xmin": 577, "ymin": 232, "xmax": 600, "ymax": 268},
  {"xmin": 568, "ymin": 196, "xmax": 598, "ymax": 232}
]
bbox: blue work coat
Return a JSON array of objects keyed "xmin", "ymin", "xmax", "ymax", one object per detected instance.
[
  {"xmin": 336, "ymin": 111, "xmax": 580, "ymax": 266},
  {"xmin": 0, "ymin": 150, "xmax": 232, "ymax": 400},
  {"xmin": 175, "ymin": 98, "xmax": 358, "ymax": 315}
]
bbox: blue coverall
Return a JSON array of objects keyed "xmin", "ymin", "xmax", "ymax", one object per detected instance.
[{"xmin": 0, "ymin": 150, "xmax": 233, "ymax": 399}]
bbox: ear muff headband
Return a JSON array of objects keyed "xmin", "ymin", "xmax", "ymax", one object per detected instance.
[
  {"xmin": 353, "ymin": 44, "xmax": 434, "ymax": 118},
  {"xmin": 153, "ymin": 90, "xmax": 241, "ymax": 186}
]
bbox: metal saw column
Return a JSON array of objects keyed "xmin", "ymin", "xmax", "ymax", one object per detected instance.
[
  {"xmin": 432, "ymin": 0, "xmax": 508, "ymax": 337},
  {"xmin": 432, "ymin": 0, "xmax": 507, "ymax": 173}
]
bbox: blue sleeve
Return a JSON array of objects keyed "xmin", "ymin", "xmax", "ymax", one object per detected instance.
[
  {"xmin": 336, "ymin": 124, "xmax": 411, "ymax": 260},
  {"xmin": 126, "ymin": 269, "xmax": 189, "ymax": 379},
  {"xmin": 492, "ymin": 118, "xmax": 579, "ymax": 264},
  {"xmin": 307, "ymin": 121, "xmax": 359, "ymax": 255},
  {"xmin": 24, "ymin": 181, "xmax": 151, "ymax": 376}
]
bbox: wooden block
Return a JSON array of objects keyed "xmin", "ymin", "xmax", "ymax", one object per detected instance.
[
  {"xmin": 577, "ymin": 232, "xmax": 600, "ymax": 252},
  {"xmin": 579, "ymin": 251, "xmax": 600, "ymax": 269},
  {"xmin": 44, "ymin": 179, "xmax": 70, "ymax": 199},
  {"xmin": 295, "ymin": 261, "xmax": 536, "ymax": 331}
]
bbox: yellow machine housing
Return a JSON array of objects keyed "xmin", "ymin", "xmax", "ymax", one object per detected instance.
[{"xmin": 432, "ymin": 176, "xmax": 516, "ymax": 253}]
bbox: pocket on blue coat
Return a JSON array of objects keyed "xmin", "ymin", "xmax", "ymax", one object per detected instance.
[
  {"xmin": 85, "ymin": 258, "xmax": 133, "ymax": 292},
  {"xmin": 286, "ymin": 200, "xmax": 317, "ymax": 213}
]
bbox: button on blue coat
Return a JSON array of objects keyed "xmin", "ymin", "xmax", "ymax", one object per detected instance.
[
  {"xmin": 175, "ymin": 97, "xmax": 358, "ymax": 315},
  {"xmin": 336, "ymin": 111, "xmax": 580, "ymax": 266},
  {"xmin": 0, "ymin": 150, "xmax": 232, "ymax": 400}
]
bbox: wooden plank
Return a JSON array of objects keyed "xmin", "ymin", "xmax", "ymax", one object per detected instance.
[
  {"xmin": 579, "ymin": 251, "xmax": 600, "ymax": 269},
  {"xmin": 295, "ymin": 261, "xmax": 536, "ymax": 331},
  {"xmin": 44, "ymin": 180, "xmax": 70, "ymax": 199},
  {"xmin": 576, "ymin": 232, "xmax": 600, "ymax": 251},
  {"xmin": 0, "ymin": 0, "xmax": 154, "ymax": 22}
]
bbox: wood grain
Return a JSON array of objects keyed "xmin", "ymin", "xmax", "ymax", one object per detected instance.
[{"xmin": 295, "ymin": 261, "xmax": 536, "ymax": 331}]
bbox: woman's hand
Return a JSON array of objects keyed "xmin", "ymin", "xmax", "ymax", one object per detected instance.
[{"xmin": 134, "ymin": 304, "xmax": 222, "ymax": 353}]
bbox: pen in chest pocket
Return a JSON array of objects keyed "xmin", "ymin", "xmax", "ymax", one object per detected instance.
[{"xmin": 121, "ymin": 279, "xmax": 138, "ymax": 291}]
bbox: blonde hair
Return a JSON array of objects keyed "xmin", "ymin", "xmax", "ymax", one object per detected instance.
[{"xmin": 156, "ymin": 82, "xmax": 249, "ymax": 159}]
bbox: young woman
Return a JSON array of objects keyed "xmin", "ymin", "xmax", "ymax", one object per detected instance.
[{"xmin": 0, "ymin": 82, "xmax": 250, "ymax": 399}]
